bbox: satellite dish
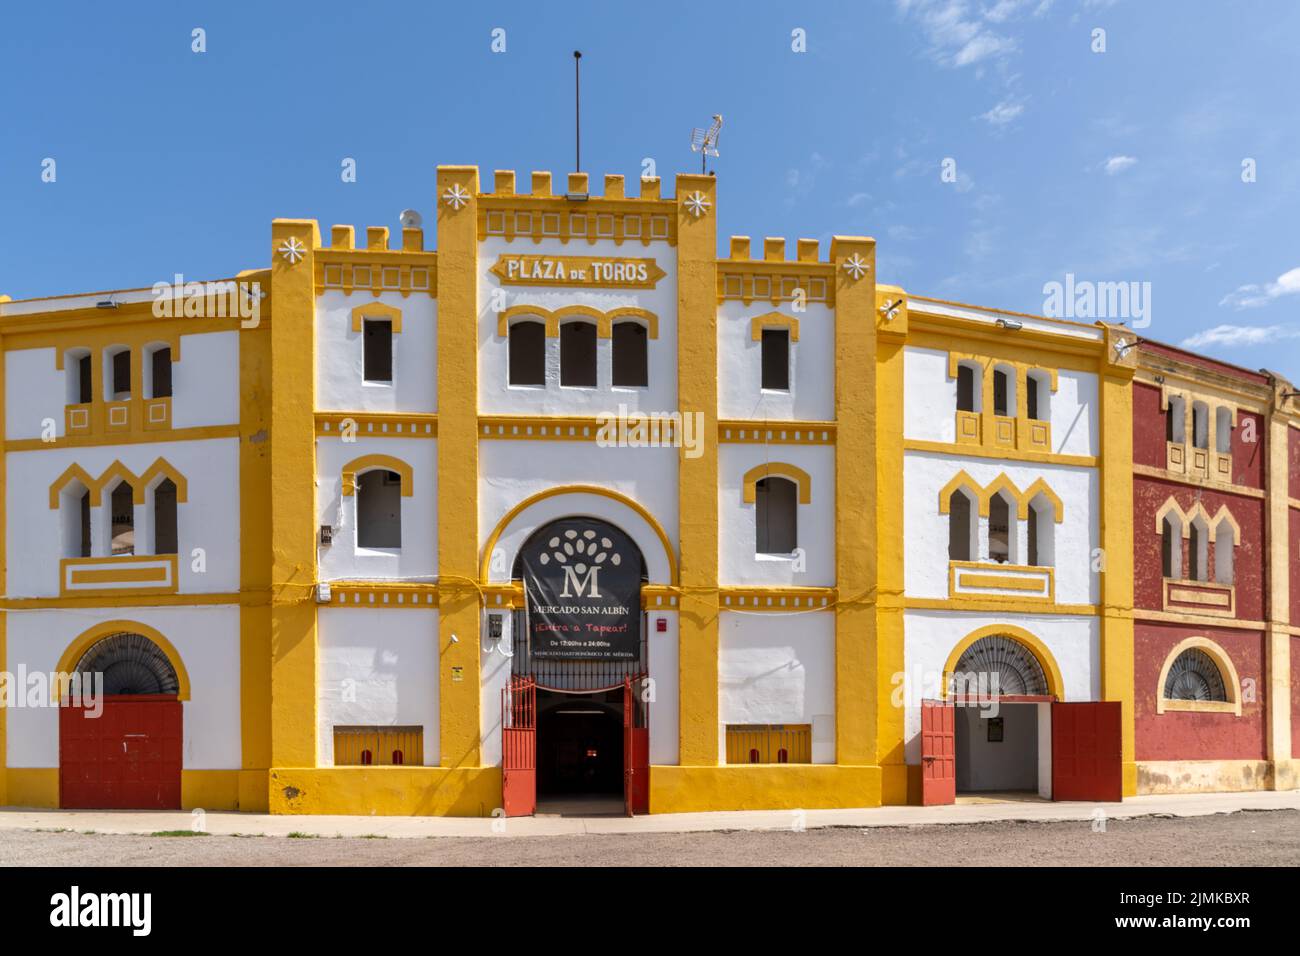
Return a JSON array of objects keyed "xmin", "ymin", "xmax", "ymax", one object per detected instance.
[{"xmin": 400, "ymin": 209, "xmax": 423, "ymax": 229}]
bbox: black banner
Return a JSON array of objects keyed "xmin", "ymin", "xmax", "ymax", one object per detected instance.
[{"xmin": 521, "ymin": 519, "xmax": 642, "ymax": 659}]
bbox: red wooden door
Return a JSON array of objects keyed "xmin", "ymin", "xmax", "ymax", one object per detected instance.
[
  {"xmin": 1052, "ymin": 701, "xmax": 1122, "ymax": 802},
  {"xmin": 920, "ymin": 698, "xmax": 956, "ymax": 806},
  {"xmin": 501, "ymin": 677, "xmax": 536, "ymax": 817},
  {"xmin": 60, "ymin": 695, "xmax": 182, "ymax": 809},
  {"xmin": 623, "ymin": 676, "xmax": 650, "ymax": 816}
]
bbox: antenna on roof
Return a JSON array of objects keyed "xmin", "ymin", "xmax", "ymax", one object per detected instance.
[
  {"xmin": 690, "ymin": 114, "xmax": 723, "ymax": 175},
  {"xmin": 573, "ymin": 51, "xmax": 583, "ymax": 175}
]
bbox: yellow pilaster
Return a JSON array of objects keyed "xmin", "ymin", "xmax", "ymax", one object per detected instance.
[
  {"xmin": 1099, "ymin": 324, "xmax": 1137, "ymax": 795},
  {"xmin": 269, "ymin": 220, "xmax": 320, "ymax": 774},
  {"xmin": 674, "ymin": 173, "xmax": 719, "ymax": 765},
  {"xmin": 0, "ymin": 324, "xmax": 6, "ymax": 806},
  {"xmin": 239, "ymin": 276, "xmax": 273, "ymax": 810},
  {"xmin": 830, "ymin": 237, "xmax": 879, "ymax": 787},
  {"xmin": 435, "ymin": 166, "xmax": 482, "ymax": 770},
  {"xmin": 1264, "ymin": 380, "xmax": 1297, "ymax": 789}
]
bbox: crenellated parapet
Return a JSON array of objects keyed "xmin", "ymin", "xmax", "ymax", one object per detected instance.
[
  {"xmin": 477, "ymin": 170, "xmax": 677, "ymax": 246},
  {"xmin": 313, "ymin": 222, "xmax": 438, "ymax": 298},
  {"xmin": 716, "ymin": 235, "xmax": 838, "ymax": 307}
]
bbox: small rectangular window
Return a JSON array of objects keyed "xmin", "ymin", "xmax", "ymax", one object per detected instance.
[
  {"xmin": 956, "ymin": 365, "xmax": 976, "ymax": 412},
  {"xmin": 560, "ymin": 322, "xmax": 597, "ymax": 388},
  {"xmin": 993, "ymin": 370, "xmax": 1009, "ymax": 416},
  {"xmin": 333, "ymin": 726, "xmax": 424, "ymax": 766},
  {"xmin": 761, "ymin": 328, "xmax": 789, "ymax": 390},
  {"xmin": 508, "ymin": 321, "xmax": 546, "ymax": 386},
  {"xmin": 111, "ymin": 350, "xmax": 131, "ymax": 400},
  {"xmin": 612, "ymin": 322, "xmax": 648, "ymax": 387},
  {"xmin": 725, "ymin": 725, "xmax": 811, "ymax": 764},
  {"xmin": 1026, "ymin": 377, "xmax": 1039, "ymax": 420},
  {"xmin": 151, "ymin": 347, "xmax": 172, "ymax": 398},
  {"xmin": 363, "ymin": 320, "xmax": 393, "ymax": 383},
  {"xmin": 77, "ymin": 354, "xmax": 93, "ymax": 404}
]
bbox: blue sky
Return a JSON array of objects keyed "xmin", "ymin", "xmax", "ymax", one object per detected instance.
[{"xmin": 2, "ymin": 0, "xmax": 1298, "ymax": 376}]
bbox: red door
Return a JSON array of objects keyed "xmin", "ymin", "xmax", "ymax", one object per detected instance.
[
  {"xmin": 1052, "ymin": 701, "xmax": 1122, "ymax": 802},
  {"xmin": 622, "ymin": 677, "xmax": 650, "ymax": 816},
  {"xmin": 920, "ymin": 698, "xmax": 956, "ymax": 806},
  {"xmin": 60, "ymin": 695, "xmax": 182, "ymax": 809},
  {"xmin": 501, "ymin": 677, "xmax": 536, "ymax": 817}
]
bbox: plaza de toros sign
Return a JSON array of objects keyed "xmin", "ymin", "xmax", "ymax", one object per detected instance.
[{"xmin": 490, "ymin": 254, "xmax": 666, "ymax": 289}]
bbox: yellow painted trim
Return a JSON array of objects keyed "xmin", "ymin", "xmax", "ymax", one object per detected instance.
[
  {"xmin": 47, "ymin": 458, "xmax": 188, "ymax": 508},
  {"xmin": 496, "ymin": 304, "xmax": 658, "ymax": 339},
  {"xmin": 749, "ymin": 311, "xmax": 800, "ymax": 342},
  {"xmin": 478, "ymin": 484, "xmax": 679, "ymax": 585},
  {"xmin": 324, "ymin": 583, "xmax": 440, "ymax": 608},
  {"xmin": 906, "ymin": 596, "xmax": 1098, "ymax": 616},
  {"xmin": 1155, "ymin": 636, "xmax": 1243, "ymax": 717},
  {"xmin": 719, "ymin": 587, "xmax": 836, "ymax": 610},
  {"xmin": 269, "ymin": 766, "xmax": 502, "ymax": 815},
  {"xmin": 947, "ymin": 560, "xmax": 1055, "ymax": 602},
  {"xmin": 1019, "ymin": 477, "xmax": 1064, "ymax": 522},
  {"xmin": 316, "ymin": 412, "xmax": 437, "ymax": 438},
  {"xmin": 2, "ymin": 592, "xmax": 248, "ymax": 610},
  {"xmin": 54, "ymin": 619, "xmax": 192, "ymax": 700},
  {"xmin": 349, "ymin": 301, "xmax": 402, "ymax": 333},
  {"xmin": 941, "ymin": 623, "xmax": 1066, "ymax": 700},
  {"xmin": 741, "ymin": 462, "xmax": 812, "ymax": 504},
  {"xmin": 1153, "ymin": 498, "xmax": 1242, "ymax": 543},
  {"xmin": 649, "ymin": 765, "xmax": 880, "ymax": 813},
  {"xmin": 59, "ymin": 554, "xmax": 179, "ymax": 597},
  {"xmin": 718, "ymin": 420, "xmax": 835, "ymax": 444},
  {"xmin": 340, "ymin": 453, "xmax": 414, "ymax": 497},
  {"xmin": 904, "ymin": 438, "xmax": 1097, "ymax": 468},
  {"xmin": 8, "ymin": 423, "xmax": 241, "ymax": 452},
  {"xmin": 937, "ymin": 469, "xmax": 980, "ymax": 514}
]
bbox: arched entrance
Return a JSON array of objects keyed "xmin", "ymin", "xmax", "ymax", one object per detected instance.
[
  {"xmin": 59, "ymin": 629, "xmax": 183, "ymax": 809},
  {"xmin": 503, "ymin": 515, "xmax": 649, "ymax": 817}
]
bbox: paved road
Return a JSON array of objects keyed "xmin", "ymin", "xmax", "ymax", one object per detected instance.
[{"xmin": 2, "ymin": 809, "xmax": 1296, "ymax": 866}]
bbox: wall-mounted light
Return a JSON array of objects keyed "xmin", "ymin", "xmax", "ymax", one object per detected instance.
[{"xmin": 995, "ymin": 317, "xmax": 1023, "ymax": 331}]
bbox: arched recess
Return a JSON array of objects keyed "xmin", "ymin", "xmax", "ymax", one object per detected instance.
[
  {"xmin": 48, "ymin": 464, "xmax": 99, "ymax": 509},
  {"xmin": 55, "ymin": 620, "xmax": 192, "ymax": 700},
  {"xmin": 481, "ymin": 485, "xmax": 676, "ymax": 585},
  {"xmin": 341, "ymin": 454, "xmax": 414, "ymax": 497},
  {"xmin": 749, "ymin": 312, "xmax": 800, "ymax": 342},
  {"xmin": 350, "ymin": 301, "xmax": 402, "ymax": 333},
  {"xmin": 742, "ymin": 462, "xmax": 812, "ymax": 505},
  {"xmin": 47, "ymin": 459, "xmax": 189, "ymax": 508},
  {"xmin": 941, "ymin": 624, "xmax": 1066, "ymax": 700},
  {"xmin": 1156, "ymin": 637, "xmax": 1242, "ymax": 716},
  {"xmin": 496, "ymin": 304, "xmax": 658, "ymax": 339},
  {"xmin": 1018, "ymin": 478, "xmax": 1063, "ymax": 522},
  {"xmin": 938, "ymin": 470, "xmax": 982, "ymax": 515}
]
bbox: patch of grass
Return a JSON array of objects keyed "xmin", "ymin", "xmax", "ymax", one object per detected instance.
[
  {"xmin": 150, "ymin": 829, "xmax": 211, "ymax": 837},
  {"xmin": 286, "ymin": 831, "xmax": 317, "ymax": 839},
  {"xmin": 358, "ymin": 834, "xmax": 387, "ymax": 839}
]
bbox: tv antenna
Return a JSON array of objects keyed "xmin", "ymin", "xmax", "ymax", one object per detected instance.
[{"xmin": 690, "ymin": 114, "xmax": 723, "ymax": 174}]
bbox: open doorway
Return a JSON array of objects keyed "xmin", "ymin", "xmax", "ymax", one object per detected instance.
[
  {"xmin": 535, "ymin": 688, "xmax": 624, "ymax": 816},
  {"xmin": 955, "ymin": 702, "xmax": 1048, "ymax": 802}
]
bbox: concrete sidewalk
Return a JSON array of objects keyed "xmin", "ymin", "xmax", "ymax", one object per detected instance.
[{"xmin": 0, "ymin": 790, "xmax": 1295, "ymax": 839}]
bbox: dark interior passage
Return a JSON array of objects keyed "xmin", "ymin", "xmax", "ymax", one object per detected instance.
[{"xmin": 535, "ymin": 689, "xmax": 623, "ymax": 797}]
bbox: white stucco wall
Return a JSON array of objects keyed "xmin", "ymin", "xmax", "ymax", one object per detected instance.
[
  {"xmin": 719, "ymin": 443, "xmax": 834, "ymax": 587},
  {"xmin": 477, "ymin": 237, "xmax": 678, "ymax": 417},
  {"xmin": 6, "ymin": 438, "xmax": 240, "ymax": 598},
  {"xmin": 4, "ymin": 606, "xmax": 241, "ymax": 769},
  {"xmin": 901, "ymin": 609, "xmax": 1099, "ymax": 764},
  {"xmin": 315, "ymin": 291, "xmax": 437, "ymax": 413},
  {"xmin": 902, "ymin": 345, "xmax": 1099, "ymax": 458},
  {"xmin": 718, "ymin": 610, "xmax": 835, "ymax": 764},
  {"xmin": 316, "ymin": 607, "xmax": 440, "ymax": 766},
  {"xmin": 316, "ymin": 437, "xmax": 437, "ymax": 582},
  {"xmin": 717, "ymin": 301, "xmax": 834, "ymax": 421},
  {"xmin": 902, "ymin": 450, "xmax": 1099, "ymax": 605}
]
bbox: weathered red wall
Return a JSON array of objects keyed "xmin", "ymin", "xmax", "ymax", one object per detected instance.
[
  {"xmin": 1132, "ymin": 476, "xmax": 1265, "ymax": 619},
  {"xmin": 1293, "ymin": 636, "xmax": 1300, "ymax": 759},
  {"xmin": 1231, "ymin": 410, "xmax": 1265, "ymax": 489},
  {"xmin": 1289, "ymin": 428, "xmax": 1300, "ymax": 500},
  {"xmin": 1291, "ymin": 508, "xmax": 1300, "ymax": 628},
  {"xmin": 1134, "ymin": 622, "xmax": 1265, "ymax": 761},
  {"xmin": 1133, "ymin": 381, "xmax": 1166, "ymax": 469}
]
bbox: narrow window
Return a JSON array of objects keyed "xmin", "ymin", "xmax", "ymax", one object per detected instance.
[
  {"xmin": 1189, "ymin": 520, "xmax": 1208, "ymax": 581},
  {"xmin": 363, "ymin": 319, "xmax": 393, "ymax": 383},
  {"xmin": 357, "ymin": 470, "xmax": 402, "ymax": 549},
  {"xmin": 611, "ymin": 321, "xmax": 648, "ymax": 387},
  {"xmin": 153, "ymin": 479, "xmax": 178, "ymax": 554},
  {"xmin": 1192, "ymin": 402, "xmax": 1209, "ymax": 449},
  {"xmin": 993, "ymin": 368, "xmax": 1011, "ymax": 416},
  {"xmin": 560, "ymin": 321, "xmax": 597, "ymax": 387},
  {"xmin": 110, "ymin": 482, "xmax": 135, "ymax": 556},
  {"xmin": 508, "ymin": 320, "xmax": 545, "ymax": 386},
  {"xmin": 1026, "ymin": 370, "xmax": 1049, "ymax": 421},
  {"xmin": 149, "ymin": 347, "xmax": 172, "ymax": 398},
  {"xmin": 79, "ymin": 489, "xmax": 91, "ymax": 558},
  {"xmin": 755, "ymin": 476, "xmax": 797, "ymax": 554},
  {"xmin": 1027, "ymin": 495, "xmax": 1055, "ymax": 567},
  {"xmin": 761, "ymin": 328, "xmax": 790, "ymax": 390},
  {"xmin": 956, "ymin": 365, "xmax": 976, "ymax": 412},
  {"xmin": 110, "ymin": 349, "xmax": 131, "ymax": 401},
  {"xmin": 1214, "ymin": 522, "xmax": 1234, "ymax": 585},
  {"xmin": 1166, "ymin": 396, "xmax": 1186, "ymax": 443},
  {"xmin": 77, "ymin": 353, "xmax": 93, "ymax": 404},
  {"xmin": 1026, "ymin": 376, "xmax": 1039, "ymax": 420},
  {"xmin": 989, "ymin": 494, "xmax": 1011, "ymax": 563},
  {"xmin": 948, "ymin": 491, "xmax": 973, "ymax": 562},
  {"xmin": 63, "ymin": 484, "xmax": 91, "ymax": 558},
  {"xmin": 1161, "ymin": 515, "xmax": 1182, "ymax": 578},
  {"xmin": 1215, "ymin": 407, "xmax": 1232, "ymax": 454}
]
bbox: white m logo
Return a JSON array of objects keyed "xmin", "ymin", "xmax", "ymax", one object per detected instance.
[{"xmin": 560, "ymin": 565, "xmax": 601, "ymax": 598}]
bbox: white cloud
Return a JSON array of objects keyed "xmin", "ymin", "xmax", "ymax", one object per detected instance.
[
  {"xmin": 1219, "ymin": 266, "xmax": 1300, "ymax": 309},
  {"xmin": 896, "ymin": 0, "xmax": 1020, "ymax": 69},
  {"xmin": 979, "ymin": 99, "xmax": 1025, "ymax": 125},
  {"xmin": 1180, "ymin": 325, "xmax": 1300, "ymax": 349},
  {"xmin": 1103, "ymin": 155, "xmax": 1138, "ymax": 175},
  {"xmin": 846, "ymin": 191, "xmax": 872, "ymax": 207}
]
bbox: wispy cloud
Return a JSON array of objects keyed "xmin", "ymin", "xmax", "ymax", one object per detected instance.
[
  {"xmin": 896, "ymin": 0, "xmax": 1020, "ymax": 69},
  {"xmin": 1102, "ymin": 155, "xmax": 1138, "ymax": 175},
  {"xmin": 979, "ymin": 98, "xmax": 1026, "ymax": 126},
  {"xmin": 1219, "ymin": 266, "xmax": 1300, "ymax": 309},
  {"xmin": 1180, "ymin": 324, "xmax": 1300, "ymax": 349}
]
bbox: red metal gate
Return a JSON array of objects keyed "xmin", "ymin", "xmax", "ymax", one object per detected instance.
[
  {"xmin": 59, "ymin": 695, "xmax": 182, "ymax": 809},
  {"xmin": 920, "ymin": 698, "xmax": 956, "ymax": 806},
  {"xmin": 1052, "ymin": 700, "xmax": 1122, "ymax": 802},
  {"xmin": 502, "ymin": 677, "xmax": 536, "ymax": 817},
  {"xmin": 623, "ymin": 676, "xmax": 649, "ymax": 816}
]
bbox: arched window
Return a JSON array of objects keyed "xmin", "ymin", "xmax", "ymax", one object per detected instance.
[
  {"xmin": 1157, "ymin": 638, "xmax": 1241, "ymax": 715},
  {"xmin": 1215, "ymin": 407, "xmax": 1232, "ymax": 453},
  {"xmin": 948, "ymin": 489, "xmax": 975, "ymax": 561},
  {"xmin": 105, "ymin": 346, "xmax": 132, "ymax": 401},
  {"xmin": 146, "ymin": 345, "xmax": 173, "ymax": 398},
  {"xmin": 755, "ymin": 476, "xmax": 798, "ymax": 555},
  {"xmin": 357, "ymin": 470, "xmax": 402, "ymax": 549},
  {"xmin": 956, "ymin": 364, "xmax": 978, "ymax": 412},
  {"xmin": 61, "ymin": 481, "xmax": 92, "ymax": 558},
  {"xmin": 1214, "ymin": 518, "xmax": 1235, "ymax": 585},
  {"xmin": 109, "ymin": 481, "xmax": 135, "ymax": 556},
  {"xmin": 1166, "ymin": 395, "xmax": 1186, "ymax": 443},
  {"xmin": 152, "ymin": 478, "xmax": 178, "ymax": 555},
  {"xmin": 988, "ymin": 492, "xmax": 1013, "ymax": 564},
  {"xmin": 1027, "ymin": 493, "xmax": 1056, "ymax": 567},
  {"xmin": 1161, "ymin": 514, "xmax": 1183, "ymax": 578},
  {"xmin": 1163, "ymin": 648, "xmax": 1227, "ymax": 702},
  {"xmin": 611, "ymin": 321, "xmax": 648, "ymax": 388},
  {"xmin": 66, "ymin": 347, "xmax": 93, "ymax": 404},
  {"xmin": 559, "ymin": 321, "xmax": 597, "ymax": 387},
  {"xmin": 1188, "ymin": 516, "xmax": 1209, "ymax": 581},
  {"xmin": 1192, "ymin": 401, "xmax": 1209, "ymax": 449},
  {"xmin": 73, "ymin": 631, "xmax": 180, "ymax": 696},
  {"xmin": 508, "ymin": 320, "xmax": 546, "ymax": 386},
  {"xmin": 951, "ymin": 635, "xmax": 1049, "ymax": 697},
  {"xmin": 1026, "ymin": 370, "xmax": 1050, "ymax": 421},
  {"xmin": 992, "ymin": 366, "xmax": 1015, "ymax": 417}
]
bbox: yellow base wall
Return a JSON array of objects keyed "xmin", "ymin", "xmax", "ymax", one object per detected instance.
[
  {"xmin": 649, "ymin": 765, "xmax": 882, "ymax": 813},
  {"xmin": 267, "ymin": 767, "xmax": 503, "ymax": 816}
]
